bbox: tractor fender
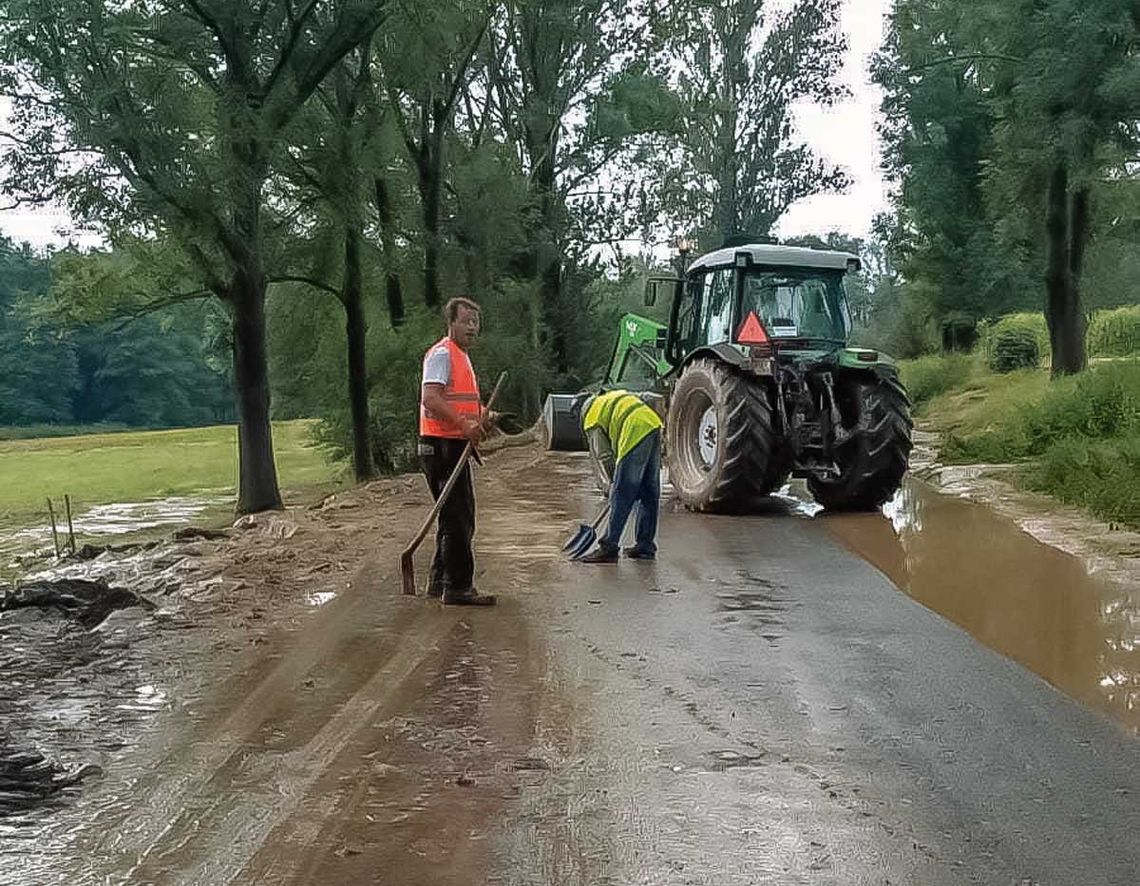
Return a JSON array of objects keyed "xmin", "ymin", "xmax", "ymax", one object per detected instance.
[
  {"xmin": 678, "ymin": 343, "xmax": 748, "ymax": 372},
  {"xmin": 833, "ymin": 363, "xmax": 913, "ymax": 408}
]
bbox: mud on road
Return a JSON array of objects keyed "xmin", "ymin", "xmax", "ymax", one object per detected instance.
[
  {"xmin": 1, "ymin": 443, "xmax": 575, "ymax": 886},
  {"xmin": 3, "ymin": 439, "xmax": 1139, "ymax": 885}
]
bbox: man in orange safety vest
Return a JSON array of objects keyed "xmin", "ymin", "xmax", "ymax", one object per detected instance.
[{"xmin": 419, "ymin": 296, "xmax": 497, "ymax": 606}]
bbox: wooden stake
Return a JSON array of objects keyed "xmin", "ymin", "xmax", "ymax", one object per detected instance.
[
  {"xmin": 64, "ymin": 494, "xmax": 76, "ymax": 555},
  {"xmin": 46, "ymin": 498, "xmax": 61, "ymax": 559}
]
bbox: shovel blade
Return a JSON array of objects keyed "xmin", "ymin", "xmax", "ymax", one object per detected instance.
[{"xmin": 563, "ymin": 524, "xmax": 597, "ymax": 559}]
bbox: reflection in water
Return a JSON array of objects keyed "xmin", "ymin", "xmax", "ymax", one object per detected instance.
[{"xmin": 819, "ymin": 479, "xmax": 1140, "ymax": 734}]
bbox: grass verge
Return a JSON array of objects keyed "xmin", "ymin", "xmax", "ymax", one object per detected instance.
[{"xmin": 900, "ymin": 356, "xmax": 1140, "ymax": 527}]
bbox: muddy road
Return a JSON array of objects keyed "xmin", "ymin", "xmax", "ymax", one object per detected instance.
[{"xmin": 4, "ymin": 446, "xmax": 1139, "ymax": 885}]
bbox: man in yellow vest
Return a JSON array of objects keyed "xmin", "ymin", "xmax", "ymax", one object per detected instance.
[
  {"xmin": 419, "ymin": 296, "xmax": 496, "ymax": 605},
  {"xmin": 577, "ymin": 389, "xmax": 664, "ymax": 563}
]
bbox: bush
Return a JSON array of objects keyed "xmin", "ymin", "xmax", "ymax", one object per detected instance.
[
  {"xmin": 1088, "ymin": 306, "xmax": 1140, "ymax": 358},
  {"xmin": 979, "ymin": 314, "xmax": 1047, "ymax": 371},
  {"xmin": 988, "ymin": 327, "xmax": 1040, "ymax": 373},
  {"xmin": 941, "ymin": 360, "xmax": 1140, "ymax": 459},
  {"xmin": 898, "ymin": 354, "xmax": 974, "ymax": 407},
  {"xmin": 926, "ymin": 357, "xmax": 1140, "ymax": 527},
  {"xmin": 1027, "ymin": 436, "xmax": 1140, "ymax": 526},
  {"xmin": 1022, "ymin": 362, "xmax": 1140, "ymax": 451}
]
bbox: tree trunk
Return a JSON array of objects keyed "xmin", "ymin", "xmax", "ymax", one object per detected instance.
[
  {"xmin": 528, "ymin": 117, "xmax": 568, "ymax": 375},
  {"xmin": 420, "ymin": 121, "xmax": 446, "ymax": 310},
  {"xmin": 343, "ymin": 227, "xmax": 375, "ymax": 481},
  {"xmin": 423, "ymin": 175, "xmax": 442, "ymax": 309},
  {"xmin": 374, "ymin": 177, "xmax": 405, "ymax": 327},
  {"xmin": 1044, "ymin": 164, "xmax": 1088, "ymax": 376},
  {"xmin": 711, "ymin": 10, "xmax": 744, "ymax": 245},
  {"xmin": 230, "ymin": 268, "xmax": 283, "ymax": 514}
]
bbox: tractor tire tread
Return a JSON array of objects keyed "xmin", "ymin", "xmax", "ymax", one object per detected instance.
[{"xmin": 669, "ymin": 358, "xmax": 790, "ymax": 513}]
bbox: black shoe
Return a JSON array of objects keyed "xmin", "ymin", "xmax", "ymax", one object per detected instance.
[
  {"xmin": 442, "ymin": 588, "xmax": 497, "ymax": 606},
  {"xmin": 624, "ymin": 547, "xmax": 656, "ymax": 561},
  {"xmin": 578, "ymin": 546, "xmax": 619, "ymax": 564}
]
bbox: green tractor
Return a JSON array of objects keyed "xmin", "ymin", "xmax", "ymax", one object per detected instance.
[
  {"xmin": 544, "ymin": 243, "xmax": 913, "ymax": 513},
  {"xmin": 646, "ymin": 243, "xmax": 913, "ymax": 512}
]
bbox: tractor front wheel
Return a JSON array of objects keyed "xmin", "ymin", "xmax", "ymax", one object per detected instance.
[
  {"xmin": 808, "ymin": 375, "xmax": 913, "ymax": 511},
  {"xmin": 666, "ymin": 358, "xmax": 790, "ymax": 512}
]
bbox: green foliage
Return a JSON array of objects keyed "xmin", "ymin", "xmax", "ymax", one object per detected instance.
[
  {"xmin": 988, "ymin": 328, "xmax": 1041, "ymax": 374},
  {"xmin": 939, "ymin": 363, "xmax": 1140, "ymax": 462},
  {"xmin": 851, "ymin": 273, "xmax": 935, "ymax": 359},
  {"xmin": 656, "ymin": 0, "xmax": 849, "ymax": 246},
  {"xmin": 923, "ymin": 359, "xmax": 1140, "ymax": 525},
  {"xmin": 1026, "ymin": 436, "xmax": 1140, "ymax": 526},
  {"xmin": 978, "ymin": 314, "xmax": 1050, "ymax": 366},
  {"xmin": 873, "ymin": 2, "xmax": 1035, "ymax": 329},
  {"xmin": 1022, "ymin": 364, "xmax": 1140, "ymax": 449},
  {"xmin": 1088, "ymin": 307, "xmax": 1140, "ymax": 358},
  {"xmin": 898, "ymin": 354, "xmax": 974, "ymax": 408},
  {"xmin": 873, "ymin": 0, "xmax": 1140, "ymax": 368}
]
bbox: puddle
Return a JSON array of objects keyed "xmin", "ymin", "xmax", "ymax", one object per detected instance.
[
  {"xmin": 816, "ymin": 478, "xmax": 1140, "ymax": 734},
  {"xmin": 0, "ymin": 495, "xmax": 231, "ymax": 573}
]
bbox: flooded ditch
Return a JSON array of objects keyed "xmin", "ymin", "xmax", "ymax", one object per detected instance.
[
  {"xmin": 815, "ymin": 478, "xmax": 1140, "ymax": 735},
  {"xmin": 0, "ymin": 494, "xmax": 232, "ymax": 576}
]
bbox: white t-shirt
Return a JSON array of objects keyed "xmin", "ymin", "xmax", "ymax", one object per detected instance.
[{"xmin": 423, "ymin": 343, "xmax": 452, "ymax": 386}]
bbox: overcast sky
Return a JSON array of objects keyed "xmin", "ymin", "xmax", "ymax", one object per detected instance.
[
  {"xmin": 0, "ymin": 0, "xmax": 891, "ymax": 250},
  {"xmin": 775, "ymin": 0, "xmax": 891, "ymax": 240}
]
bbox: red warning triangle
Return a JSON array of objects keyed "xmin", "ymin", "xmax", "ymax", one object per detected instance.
[{"xmin": 736, "ymin": 311, "xmax": 769, "ymax": 345}]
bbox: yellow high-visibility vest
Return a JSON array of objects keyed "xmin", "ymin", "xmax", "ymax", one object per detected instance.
[{"xmin": 582, "ymin": 390, "xmax": 663, "ymax": 461}]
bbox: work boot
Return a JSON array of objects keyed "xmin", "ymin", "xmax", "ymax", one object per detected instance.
[
  {"xmin": 578, "ymin": 545, "xmax": 619, "ymax": 564},
  {"xmin": 442, "ymin": 587, "xmax": 497, "ymax": 606},
  {"xmin": 623, "ymin": 546, "xmax": 656, "ymax": 561}
]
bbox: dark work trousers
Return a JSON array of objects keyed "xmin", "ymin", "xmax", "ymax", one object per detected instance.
[
  {"xmin": 419, "ymin": 436, "xmax": 476, "ymax": 596},
  {"xmin": 601, "ymin": 429, "xmax": 662, "ymax": 555}
]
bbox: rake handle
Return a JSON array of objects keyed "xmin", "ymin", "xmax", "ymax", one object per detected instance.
[{"xmin": 401, "ymin": 371, "xmax": 508, "ymax": 595}]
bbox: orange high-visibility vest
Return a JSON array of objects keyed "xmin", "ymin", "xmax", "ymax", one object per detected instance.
[{"xmin": 420, "ymin": 336, "xmax": 482, "ymax": 438}]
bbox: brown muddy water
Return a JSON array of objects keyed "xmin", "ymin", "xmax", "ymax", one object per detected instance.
[
  {"xmin": 0, "ymin": 494, "xmax": 231, "ymax": 575},
  {"xmin": 813, "ymin": 479, "xmax": 1140, "ymax": 735}
]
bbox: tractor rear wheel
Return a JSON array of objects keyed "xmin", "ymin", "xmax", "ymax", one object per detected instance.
[
  {"xmin": 808, "ymin": 375, "xmax": 912, "ymax": 511},
  {"xmin": 667, "ymin": 358, "xmax": 790, "ymax": 512}
]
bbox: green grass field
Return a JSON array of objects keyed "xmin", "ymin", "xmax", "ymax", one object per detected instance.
[{"xmin": 0, "ymin": 421, "xmax": 346, "ymax": 529}]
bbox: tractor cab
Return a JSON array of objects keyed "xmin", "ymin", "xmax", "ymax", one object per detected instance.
[{"xmin": 646, "ymin": 244, "xmax": 862, "ymax": 366}]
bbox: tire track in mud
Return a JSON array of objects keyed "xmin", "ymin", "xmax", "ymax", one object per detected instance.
[
  {"xmin": 63, "ymin": 444, "xmax": 573, "ymax": 886},
  {"xmin": 80, "ymin": 591, "xmax": 444, "ymax": 884}
]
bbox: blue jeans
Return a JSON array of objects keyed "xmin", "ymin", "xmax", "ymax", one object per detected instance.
[{"xmin": 602, "ymin": 430, "xmax": 662, "ymax": 555}]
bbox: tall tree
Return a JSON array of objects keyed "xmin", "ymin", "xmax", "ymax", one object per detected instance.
[
  {"xmin": 379, "ymin": 0, "xmax": 488, "ymax": 309},
  {"xmin": 657, "ymin": 0, "xmax": 849, "ymax": 247},
  {"xmin": 873, "ymin": 0, "xmax": 1031, "ymax": 329},
  {"xmin": 488, "ymin": 0, "xmax": 675, "ymax": 377},
  {"xmin": 279, "ymin": 44, "xmax": 385, "ymax": 481},
  {"xmin": 981, "ymin": 0, "xmax": 1140, "ymax": 375},
  {"xmin": 0, "ymin": 0, "xmax": 387, "ymax": 512}
]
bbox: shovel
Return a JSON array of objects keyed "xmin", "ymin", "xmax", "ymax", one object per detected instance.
[
  {"xmin": 401, "ymin": 371, "xmax": 507, "ymax": 596},
  {"xmin": 564, "ymin": 502, "xmax": 611, "ymax": 560}
]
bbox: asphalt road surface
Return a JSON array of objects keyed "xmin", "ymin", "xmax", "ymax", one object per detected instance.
[{"xmin": 15, "ymin": 449, "xmax": 1139, "ymax": 886}]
